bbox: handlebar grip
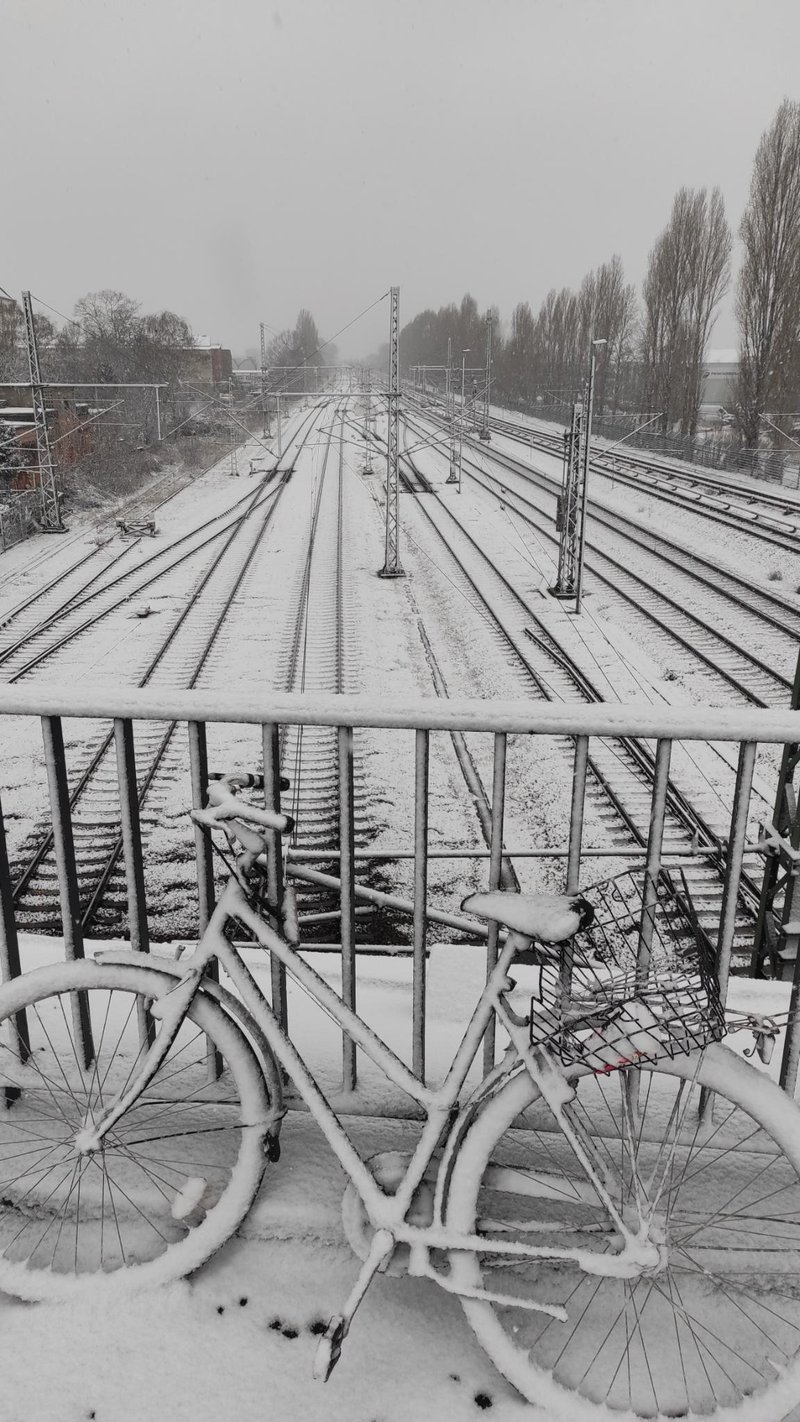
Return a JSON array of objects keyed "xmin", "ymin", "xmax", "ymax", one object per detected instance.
[{"xmin": 209, "ymin": 772, "xmax": 291, "ymax": 792}]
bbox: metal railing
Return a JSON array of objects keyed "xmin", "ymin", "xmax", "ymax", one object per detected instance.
[{"xmin": 1, "ymin": 686, "xmax": 800, "ymax": 1099}]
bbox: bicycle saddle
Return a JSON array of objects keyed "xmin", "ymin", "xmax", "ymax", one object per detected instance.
[{"xmin": 461, "ymin": 891, "xmax": 594, "ymax": 944}]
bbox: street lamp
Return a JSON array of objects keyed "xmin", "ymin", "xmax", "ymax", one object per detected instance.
[{"xmin": 575, "ymin": 337, "xmax": 607, "ymax": 614}]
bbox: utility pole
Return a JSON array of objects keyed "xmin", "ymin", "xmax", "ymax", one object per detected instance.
[
  {"xmin": 276, "ymin": 394, "xmax": 282, "ymax": 460},
  {"xmin": 21, "ymin": 291, "xmax": 64, "ymax": 531},
  {"xmin": 260, "ymin": 322, "xmax": 271, "ymax": 436},
  {"xmin": 363, "ymin": 367, "xmax": 374, "ymax": 475},
  {"xmin": 446, "ymin": 337, "xmax": 458, "ymax": 483},
  {"xmin": 479, "ymin": 314, "xmax": 492, "ymax": 442},
  {"xmin": 378, "ymin": 285, "xmax": 404, "ymax": 577},
  {"xmin": 550, "ymin": 404, "xmax": 583, "ymax": 598},
  {"xmin": 228, "ymin": 377, "xmax": 239, "ymax": 477},
  {"xmin": 457, "ymin": 349, "xmax": 469, "ymax": 494},
  {"xmin": 574, "ymin": 337, "xmax": 606, "ymax": 614}
]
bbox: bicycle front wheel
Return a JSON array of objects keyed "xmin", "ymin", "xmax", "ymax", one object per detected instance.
[
  {"xmin": 0, "ymin": 959, "xmax": 272, "ymax": 1300},
  {"xmin": 446, "ymin": 1045, "xmax": 800, "ymax": 1421}
]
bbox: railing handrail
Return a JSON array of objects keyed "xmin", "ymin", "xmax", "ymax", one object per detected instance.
[{"xmin": 1, "ymin": 686, "xmax": 799, "ymax": 741}]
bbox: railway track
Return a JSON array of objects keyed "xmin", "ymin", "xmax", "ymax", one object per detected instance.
[
  {"xmin": 455, "ymin": 442, "xmax": 800, "ymax": 708},
  {"xmin": 406, "ymin": 405, "xmax": 800, "ymax": 705},
  {"xmin": 415, "ymin": 394, "xmax": 800, "ymax": 552},
  {"xmin": 9, "ymin": 402, "xmax": 325, "ymax": 937},
  {"xmin": 396, "ymin": 415, "xmax": 769, "ymax": 964}
]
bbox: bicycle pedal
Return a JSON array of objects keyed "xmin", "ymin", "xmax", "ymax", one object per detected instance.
[{"xmin": 312, "ymin": 1316, "xmax": 346, "ymax": 1382}]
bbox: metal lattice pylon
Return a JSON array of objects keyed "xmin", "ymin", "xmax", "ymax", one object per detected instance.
[
  {"xmin": 479, "ymin": 314, "xmax": 492, "ymax": 442},
  {"xmin": 21, "ymin": 290, "xmax": 64, "ymax": 531},
  {"xmin": 378, "ymin": 286, "xmax": 404, "ymax": 577},
  {"xmin": 260, "ymin": 322, "xmax": 271, "ymax": 437},
  {"xmin": 550, "ymin": 403, "xmax": 582, "ymax": 598}
]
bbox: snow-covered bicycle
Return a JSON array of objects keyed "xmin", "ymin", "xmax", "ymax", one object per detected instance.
[{"xmin": 0, "ymin": 773, "xmax": 799, "ymax": 1421}]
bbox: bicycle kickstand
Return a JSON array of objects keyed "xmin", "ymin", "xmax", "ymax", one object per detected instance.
[{"xmin": 312, "ymin": 1229, "xmax": 395, "ymax": 1383}]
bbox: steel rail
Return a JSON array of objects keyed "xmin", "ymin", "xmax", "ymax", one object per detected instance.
[
  {"xmin": 0, "ymin": 401, "xmax": 322, "ymax": 674},
  {"xmin": 455, "ymin": 447, "xmax": 793, "ymax": 708},
  {"xmin": 10, "ymin": 402, "xmax": 325, "ymax": 926},
  {"xmin": 489, "ymin": 412, "xmax": 800, "ymax": 549},
  {"xmin": 397, "ymin": 433, "xmax": 762, "ymax": 954},
  {"xmin": 410, "ymin": 393, "xmax": 800, "ymax": 549}
]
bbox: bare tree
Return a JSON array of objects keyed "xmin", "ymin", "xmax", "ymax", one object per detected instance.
[
  {"xmin": 680, "ymin": 188, "xmax": 731, "ymax": 436},
  {"xmin": 641, "ymin": 188, "xmax": 731, "ymax": 434},
  {"xmin": 736, "ymin": 98, "xmax": 800, "ymax": 447}
]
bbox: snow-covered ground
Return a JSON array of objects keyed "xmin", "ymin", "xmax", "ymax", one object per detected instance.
[
  {"xmin": 3, "ymin": 397, "xmax": 800, "ymax": 1419},
  {"xmin": 3, "ymin": 930, "xmax": 798, "ymax": 1422}
]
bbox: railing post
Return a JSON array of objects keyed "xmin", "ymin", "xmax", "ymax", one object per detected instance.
[
  {"xmin": 412, "ymin": 729, "xmax": 429, "ymax": 1082},
  {"xmin": 188, "ymin": 721, "xmax": 214, "ymax": 932},
  {"xmin": 114, "ymin": 719, "xmax": 150, "ymax": 956},
  {"xmin": 339, "ymin": 724, "xmax": 357, "ymax": 1090},
  {"xmin": 566, "ymin": 735, "xmax": 589, "ymax": 894},
  {"xmin": 483, "ymin": 732, "xmax": 508, "ymax": 1075},
  {"xmin": 0, "ymin": 790, "xmax": 29, "ymax": 1064},
  {"xmin": 562, "ymin": 734, "xmax": 589, "ymax": 1012},
  {"xmin": 187, "ymin": 719, "xmax": 222, "ymax": 1080},
  {"xmin": 263, "ymin": 721, "xmax": 287, "ymax": 1032},
  {"xmin": 637, "ymin": 737, "xmax": 672, "ymax": 979},
  {"xmin": 41, "ymin": 715, "xmax": 93, "ymax": 1067},
  {"xmin": 716, "ymin": 740, "xmax": 756, "ymax": 1008}
]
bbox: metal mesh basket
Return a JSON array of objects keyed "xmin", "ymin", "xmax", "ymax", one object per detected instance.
[{"xmin": 529, "ymin": 867, "xmax": 726, "ymax": 1074}]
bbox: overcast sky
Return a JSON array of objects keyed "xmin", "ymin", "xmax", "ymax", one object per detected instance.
[{"xmin": 2, "ymin": 0, "xmax": 798, "ymax": 359}]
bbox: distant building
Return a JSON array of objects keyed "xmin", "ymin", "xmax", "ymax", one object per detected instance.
[
  {"xmin": 700, "ymin": 349, "xmax": 739, "ymax": 411},
  {"xmin": 179, "ymin": 338, "xmax": 233, "ymax": 386}
]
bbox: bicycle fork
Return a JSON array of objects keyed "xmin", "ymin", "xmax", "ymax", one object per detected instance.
[{"xmin": 74, "ymin": 925, "xmax": 224, "ymax": 1154}]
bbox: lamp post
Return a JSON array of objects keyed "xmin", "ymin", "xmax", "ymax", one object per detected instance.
[{"xmin": 574, "ymin": 337, "xmax": 607, "ymax": 614}]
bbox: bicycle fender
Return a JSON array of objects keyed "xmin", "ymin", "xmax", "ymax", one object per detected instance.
[{"xmin": 96, "ymin": 950, "xmax": 284, "ymax": 1126}]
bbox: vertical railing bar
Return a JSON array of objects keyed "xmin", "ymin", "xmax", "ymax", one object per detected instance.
[
  {"xmin": 113, "ymin": 719, "xmax": 150, "ymax": 957},
  {"xmin": 561, "ymin": 734, "xmax": 590, "ymax": 1014},
  {"xmin": 716, "ymin": 740, "xmax": 756, "ymax": 1008},
  {"xmin": 40, "ymin": 715, "xmax": 93, "ymax": 1067},
  {"xmin": 483, "ymin": 732, "xmax": 508, "ymax": 1076},
  {"xmin": 637, "ymin": 737, "xmax": 672, "ymax": 979},
  {"xmin": 188, "ymin": 721, "xmax": 214, "ymax": 932},
  {"xmin": 187, "ymin": 719, "xmax": 222, "ymax": 1081},
  {"xmin": 412, "ymin": 729, "xmax": 430, "ymax": 1083},
  {"xmin": 339, "ymin": 725, "xmax": 357, "ymax": 1091},
  {"xmin": 263, "ymin": 721, "xmax": 288, "ymax": 1033},
  {"xmin": 566, "ymin": 735, "xmax": 589, "ymax": 894},
  {"xmin": 114, "ymin": 717, "xmax": 153, "ymax": 1053},
  {"xmin": 0, "ymin": 790, "xmax": 29, "ymax": 1064}
]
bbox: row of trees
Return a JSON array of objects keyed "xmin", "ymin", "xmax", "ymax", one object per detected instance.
[
  {"xmin": 0, "ymin": 289, "xmax": 195, "ymax": 387},
  {"xmin": 262, "ymin": 309, "xmax": 338, "ymax": 392},
  {"xmin": 400, "ymin": 99, "xmax": 800, "ymax": 448}
]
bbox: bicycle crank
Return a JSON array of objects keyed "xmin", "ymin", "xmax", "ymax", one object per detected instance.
[{"xmin": 341, "ymin": 1152, "xmax": 435, "ymax": 1277}]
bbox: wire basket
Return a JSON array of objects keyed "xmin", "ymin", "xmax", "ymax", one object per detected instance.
[{"xmin": 530, "ymin": 867, "xmax": 726, "ymax": 1074}]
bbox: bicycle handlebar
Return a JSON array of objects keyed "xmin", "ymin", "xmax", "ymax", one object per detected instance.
[
  {"xmin": 209, "ymin": 771, "xmax": 291, "ymax": 792},
  {"xmin": 198, "ymin": 778, "xmax": 294, "ymax": 835}
]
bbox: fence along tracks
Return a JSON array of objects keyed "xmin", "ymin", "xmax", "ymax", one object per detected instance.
[{"xmin": 8, "ymin": 402, "xmax": 326, "ymax": 937}]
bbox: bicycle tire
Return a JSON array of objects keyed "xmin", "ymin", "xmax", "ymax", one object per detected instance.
[
  {"xmin": 445, "ymin": 1044, "xmax": 800, "ymax": 1421},
  {"xmin": 0, "ymin": 959, "xmax": 272, "ymax": 1301}
]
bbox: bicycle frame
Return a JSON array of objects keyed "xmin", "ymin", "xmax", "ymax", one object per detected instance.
[{"xmin": 94, "ymin": 872, "xmax": 663, "ymax": 1295}]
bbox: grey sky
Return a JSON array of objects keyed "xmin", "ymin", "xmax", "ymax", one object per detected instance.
[{"xmin": 2, "ymin": 0, "xmax": 798, "ymax": 358}]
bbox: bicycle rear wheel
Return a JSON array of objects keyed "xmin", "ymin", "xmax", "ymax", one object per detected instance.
[
  {"xmin": 0, "ymin": 959, "xmax": 271, "ymax": 1300},
  {"xmin": 446, "ymin": 1045, "xmax": 800, "ymax": 1421}
]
